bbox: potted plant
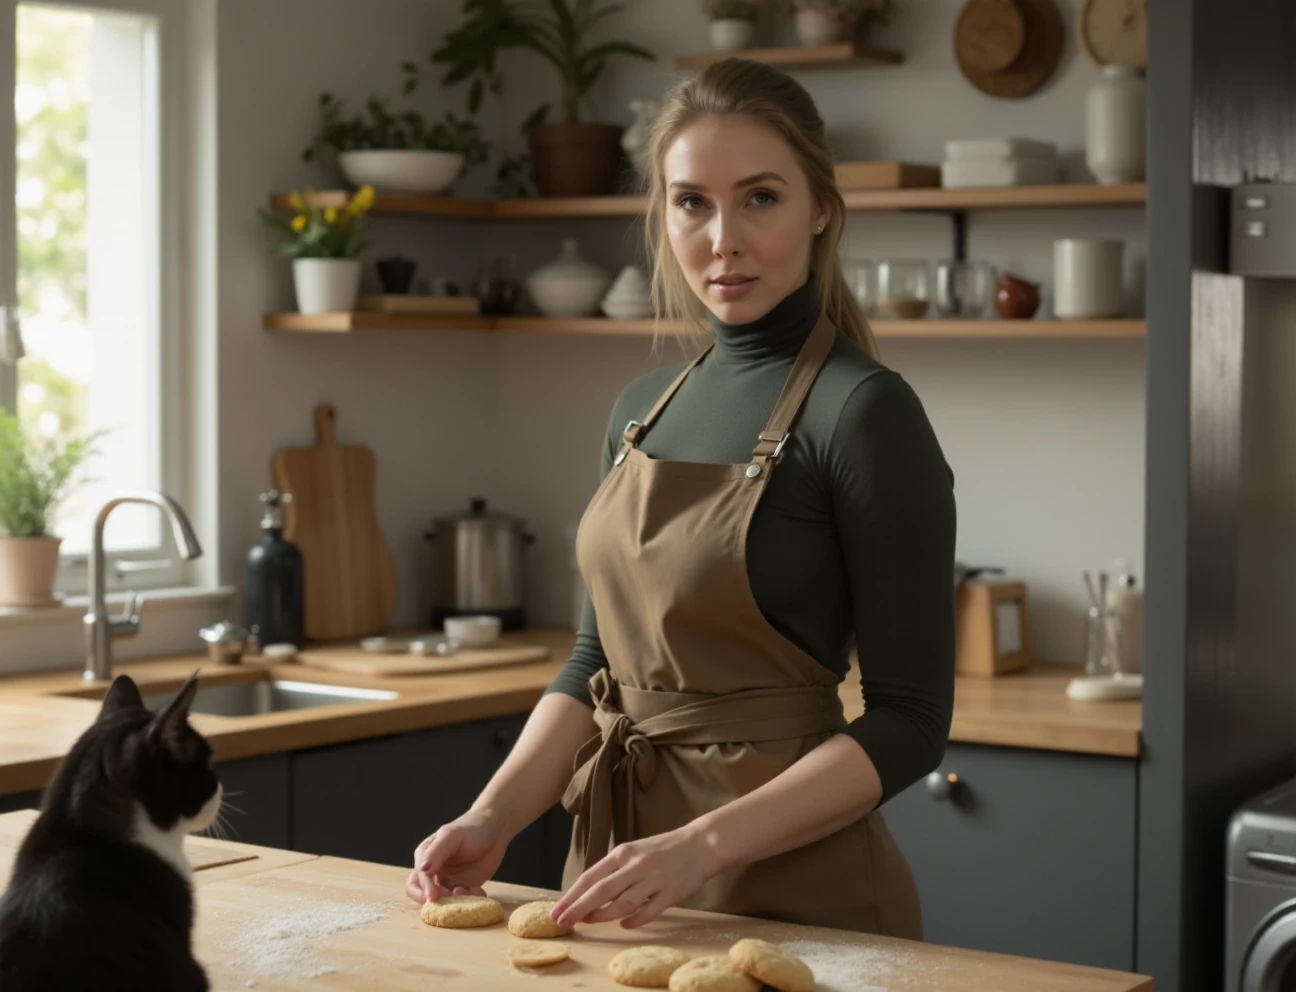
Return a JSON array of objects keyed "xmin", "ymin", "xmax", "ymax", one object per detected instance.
[
  {"xmin": 302, "ymin": 92, "xmax": 491, "ymax": 195},
  {"xmin": 702, "ymin": 0, "xmax": 763, "ymax": 51},
  {"xmin": 0, "ymin": 410, "xmax": 99, "ymax": 607},
  {"xmin": 780, "ymin": 0, "xmax": 896, "ymax": 46},
  {"xmin": 258, "ymin": 185, "xmax": 376, "ymax": 314},
  {"xmin": 414, "ymin": 0, "xmax": 656, "ymax": 198}
]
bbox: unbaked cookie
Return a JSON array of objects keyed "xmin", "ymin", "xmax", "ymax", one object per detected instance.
[
  {"xmin": 419, "ymin": 894, "xmax": 505, "ymax": 929},
  {"xmin": 608, "ymin": 946, "xmax": 690, "ymax": 987},
  {"xmin": 728, "ymin": 938, "xmax": 815, "ymax": 992},
  {"xmin": 508, "ymin": 900, "xmax": 574, "ymax": 938},
  {"xmin": 667, "ymin": 955, "xmax": 760, "ymax": 992},
  {"xmin": 506, "ymin": 939, "xmax": 570, "ymax": 967}
]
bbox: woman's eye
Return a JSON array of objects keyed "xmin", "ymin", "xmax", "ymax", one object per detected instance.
[
  {"xmin": 676, "ymin": 194, "xmax": 705, "ymax": 211},
  {"xmin": 750, "ymin": 189, "xmax": 777, "ymax": 206}
]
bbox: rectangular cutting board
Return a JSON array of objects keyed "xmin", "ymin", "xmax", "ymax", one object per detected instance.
[{"xmin": 296, "ymin": 638, "xmax": 550, "ymax": 678}]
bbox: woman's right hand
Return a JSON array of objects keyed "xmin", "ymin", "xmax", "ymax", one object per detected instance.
[{"xmin": 404, "ymin": 809, "xmax": 511, "ymax": 904}]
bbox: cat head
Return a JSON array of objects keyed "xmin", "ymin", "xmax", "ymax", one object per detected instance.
[{"xmin": 45, "ymin": 672, "xmax": 222, "ymax": 845}]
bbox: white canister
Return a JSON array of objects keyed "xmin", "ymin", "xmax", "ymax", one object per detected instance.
[
  {"xmin": 293, "ymin": 258, "xmax": 361, "ymax": 314},
  {"xmin": 709, "ymin": 18, "xmax": 755, "ymax": 50},
  {"xmin": 1085, "ymin": 65, "xmax": 1146, "ymax": 185},
  {"xmin": 1053, "ymin": 239, "xmax": 1124, "ymax": 319}
]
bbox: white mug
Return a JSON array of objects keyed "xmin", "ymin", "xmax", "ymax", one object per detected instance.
[{"xmin": 1053, "ymin": 239, "xmax": 1124, "ymax": 318}]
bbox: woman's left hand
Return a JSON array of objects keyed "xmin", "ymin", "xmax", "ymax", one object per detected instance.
[{"xmin": 550, "ymin": 825, "xmax": 722, "ymax": 929}]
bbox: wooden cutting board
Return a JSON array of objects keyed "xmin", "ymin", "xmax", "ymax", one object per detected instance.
[
  {"xmin": 273, "ymin": 404, "xmax": 399, "ymax": 642},
  {"xmin": 834, "ymin": 160, "xmax": 942, "ymax": 189},
  {"xmin": 296, "ymin": 638, "xmax": 549, "ymax": 678}
]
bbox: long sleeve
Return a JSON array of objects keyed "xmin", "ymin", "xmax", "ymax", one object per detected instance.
[{"xmin": 829, "ymin": 370, "xmax": 957, "ymax": 804}]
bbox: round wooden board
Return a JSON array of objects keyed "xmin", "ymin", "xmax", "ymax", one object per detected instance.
[
  {"xmin": 957, "ymin": 0, "xmax": 1064, "ymax": 99},
  {"xmin": 954, "ymin": 0, "xmax": 1026, "ymax": 74}
]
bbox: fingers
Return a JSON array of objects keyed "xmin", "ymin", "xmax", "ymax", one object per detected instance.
[
  {"xmin": 405, "ymin": 867, "xmax": 443, "ymax": 905},
  {"xmin": 620, "ymin": 889, "xmax": 675, "ymax": 930},
  {"xmin": 582, "ymin": 877, "xmax": 659, "ymax": 925},
  {"xmin": 551, "ymin": 856, "xmax": 618, "ymax": 924},
  {"xmin": 557, "ymin": 858, "xmax": 648, "ymax": 927},
  {"xmin": 416, "ymin": 827, "xmax": 462, "ymax": 876}
]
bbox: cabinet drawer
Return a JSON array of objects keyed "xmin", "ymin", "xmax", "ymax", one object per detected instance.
[{"xmin": 880, "ymin": 742, "xmax": 1136, "ymax": 971}]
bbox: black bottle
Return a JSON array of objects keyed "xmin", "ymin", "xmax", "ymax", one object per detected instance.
[{"xmin": 244, "ymin": 489, "xmax": 305, "ymax": 648}]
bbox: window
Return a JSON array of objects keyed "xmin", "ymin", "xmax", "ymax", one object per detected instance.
[{"xmin": 0, "ymin": 0, "xmax": 185, "ymax": 594}]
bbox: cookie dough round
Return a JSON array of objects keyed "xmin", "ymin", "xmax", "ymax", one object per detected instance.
[
  {"xmin": 608, "ymin": 946, "xmax": 690, "ymax": 987},
  {"xmin": 667, "ymin": 955, "xmax": 760, "ymax": 992},
  {"xmin": 728, "ymin": 938, "xmax": 815, "ymax": 992},
  {"xmin": 419, "ymin": 894, "xmax": 505, "ymax": 929},
  {"xmin": 507, "ymin": 900, "xmax": 574, "ymax": 938},
  {"xmin": 506, "ymin": 939, "xmax": 571, "ymax": 968}
]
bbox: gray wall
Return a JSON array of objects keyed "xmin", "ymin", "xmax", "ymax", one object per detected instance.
[{"xmin": 217, "ymin": 0, "xmax": 1147, "ymax": 663}]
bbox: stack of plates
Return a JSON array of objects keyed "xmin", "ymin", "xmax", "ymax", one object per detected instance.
[{"xmin": 941, "ymin": 137, "xmax": 1061, "ymax": 188}]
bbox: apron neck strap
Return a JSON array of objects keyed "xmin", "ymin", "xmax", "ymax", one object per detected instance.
[
  {"xmin": 751, "ymin": 312, "xmax": 836, "ymax": 467},
  {"xmin": 615, "ymin": 343, "xmax": 713, "ymax": 461}
]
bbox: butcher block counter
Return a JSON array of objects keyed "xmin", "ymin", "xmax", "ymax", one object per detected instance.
[
  {"xmin": 0, "ymin": 810, "xmax": 1153, "ymax": 992},
  {"xmin": 0, "ymin": 624, "xmax": 1141, "ymax": 796}
]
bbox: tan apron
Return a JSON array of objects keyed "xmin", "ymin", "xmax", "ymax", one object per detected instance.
[{"xmin": 561, "ymin": 313, "xmax": 923, "ymax": 938}]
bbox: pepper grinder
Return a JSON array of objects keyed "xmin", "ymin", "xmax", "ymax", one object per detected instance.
[{"xmin": 244, "ymin": 489, "xmax": 305, "ymax": 649}]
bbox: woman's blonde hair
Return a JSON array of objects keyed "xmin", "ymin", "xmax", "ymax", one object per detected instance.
[{"xmin": 640, "ymin": 57, "xmax": 877, "ymax": 357}]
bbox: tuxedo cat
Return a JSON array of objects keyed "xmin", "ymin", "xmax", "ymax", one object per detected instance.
[{"xmin": 0, "ymin": 672, "xmax": 222, "ymax": 991}]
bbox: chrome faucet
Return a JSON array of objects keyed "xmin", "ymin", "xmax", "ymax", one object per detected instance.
[{"xmin": 83, "ymin": 490, "xmax": 204, "ymax": 682}]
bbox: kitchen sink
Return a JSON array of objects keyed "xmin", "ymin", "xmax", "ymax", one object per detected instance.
[{"xmin": 54, "ymin": 673, "xmax": 399, "ymax": 718}]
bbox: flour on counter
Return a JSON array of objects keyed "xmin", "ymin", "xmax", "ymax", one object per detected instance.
[
  {"xmin": 780, "ymin": 938, "xmax": 927, "ymax": 992},
  {"xmin": 230, "ymin": 897, "xmax": 391, "ymax": 980}
]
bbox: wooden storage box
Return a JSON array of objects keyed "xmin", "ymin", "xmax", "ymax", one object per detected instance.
[
  {"xmin": 833, "ymin": 160, "xmax": 942, "ymax": 190},
  {"xmin": 955, "ymin": 579, "xmax": 1032, "ymax": 676}
]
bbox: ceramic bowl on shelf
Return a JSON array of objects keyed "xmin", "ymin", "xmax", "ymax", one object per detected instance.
[
  {"xmin": 525, "ymin": 238, "xmax": 611, "ymax": 318},
  {"xmin": 338, "ymin": 150, "xmax": 465, "ymax": 195},
  {"xmin": 601, "ymin": 264, "xmax": 653, "ymax": 319},
  {"xmin": 444, "ymin": 614, "xmax": 501, "ymax": 648}
]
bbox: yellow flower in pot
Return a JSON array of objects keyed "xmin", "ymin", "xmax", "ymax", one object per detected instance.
[
  {"xmin": 0, "ymin": 409, "xmax": 102, "ymax": 607},
  {"xmin": 417, "ymin": 0, "xmax": 657, "ymax": 198},
  {"xmin": 258, "ymin": 185, "xmax": 377, "ymax": 314}
]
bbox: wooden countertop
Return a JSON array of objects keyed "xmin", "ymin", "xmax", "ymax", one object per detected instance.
[
  {"xmin": 0, "ymin": 625, "xmax": 1140, "ymax": 796},
  {"xmin": 0, "ymin": 813, "xmax": 1154, "ymax": 991}
]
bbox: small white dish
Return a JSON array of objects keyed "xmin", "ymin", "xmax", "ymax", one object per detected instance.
[
  {"xmin": 443, "ymin": 615, "xmax": 502, "ymax": 648},
  {"xmin": 262, "ymin": 643, "xmax": 299, "ymax": 662},
  {"xmin": 1065, "ymin": 673, "xmax": 1143, "ymax": 701},
  {"xmin": 361, "ymin": 636, "xmax": 407, "ymax": 654},
  {"xmin": 408, "ymin": 637, "xmax": 460, "ymax": 657}
]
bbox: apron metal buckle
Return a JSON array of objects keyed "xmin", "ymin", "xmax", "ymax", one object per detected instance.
[{"xmin": 757, "ymin": 431, "xmax": 791, "ymax": 460}]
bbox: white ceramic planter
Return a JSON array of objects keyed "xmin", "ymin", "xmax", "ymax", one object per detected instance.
[
  {"xmin": 795, "ymin": 6, "xmax": 846, "ymax": 45},
  {"xmin": 709, "ymin": 18, "xmax": 756, "ymax": 50},
  {"xmin": 1085, "ymin": 65, "xmax": 1146, "ymax": 184},
  {"xmin": 0, "ymin": 536, "xmax": 62, "ymax": 608},
  {"xmin": 1053, "ymin": 239, "xmax": 1125, "ymax": 318},
  {"xmin": 526, "ymin": 238, "xmax": 610, "ymax": 318},
  {"xmin": 293, "ymin": 258, "xmax": 362, "ymax": 315},
  {"xmin": 338, "ymin": 149, "xmax": 465, "ymax": 194}
]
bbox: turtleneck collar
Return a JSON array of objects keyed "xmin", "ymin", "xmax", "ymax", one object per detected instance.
[{"xmin": 706, "ymin": 277, "xmax": 819, "ymax": 366}]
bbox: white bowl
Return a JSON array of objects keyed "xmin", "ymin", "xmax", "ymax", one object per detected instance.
[
  {"xmin": 601, "ymin": 298, "xmax": 653, "ymax": 320},
  {"xmin": 338, "ymin": 149, "xmax": 465, "ymax": 194},
  {"xmin": 444, "ymin": 614, "xmax": 502, "ymax": 648},
  {"xmin": 526, "ymin": 275, "xmax": 610, "ymax": 318}
]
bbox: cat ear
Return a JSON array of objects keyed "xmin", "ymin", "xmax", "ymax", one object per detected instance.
[
  {"xmin": 99, "ymin": 675, "xmax": 145, "ymax": 719},
  {"xmin": 147, "ymin": 671, "xmax": 200, "ymax": 749}
]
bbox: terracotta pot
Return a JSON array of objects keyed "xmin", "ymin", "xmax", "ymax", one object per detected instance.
[
  {"xmin": 0, "ymin": 535, "xmax": 62, "ymax": 607},
  {"xmin": 795, "ymin": 5, "xmax": 847, "ymax": 45},
  {"xmin": 527, "ymin": 122, "xmax": 626, "ymax": 198},
  {"xmin": 994, "ymin": 272, "xmax": 1042, "ymax": 319}
]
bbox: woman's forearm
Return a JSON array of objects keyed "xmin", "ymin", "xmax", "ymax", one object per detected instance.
[
  {"xmin": 470, "ymin": 692, "xmax": 597, "ymax": 839},
  {"xmin": 688, "ymin": 733, "xmax": 882, "ymax": 872}
]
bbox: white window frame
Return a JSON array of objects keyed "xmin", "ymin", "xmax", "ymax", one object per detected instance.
[{"xmin": 0, "ymin": 0, "xmax": 190, "ymax": 597}]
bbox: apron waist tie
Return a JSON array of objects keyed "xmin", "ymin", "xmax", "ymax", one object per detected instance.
[{"xmin": 561, "ymin": 668, "xmax": 846, "ymax": 869}]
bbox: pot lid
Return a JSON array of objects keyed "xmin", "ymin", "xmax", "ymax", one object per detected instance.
[{"xmin": 433, "ymin": 497, "xmax": 526, "ymax": 529}]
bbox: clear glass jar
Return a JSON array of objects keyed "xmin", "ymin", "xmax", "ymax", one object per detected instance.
[
  {"xmin": 843, "ymin": 259, "xmax": 877, "ymax": 316},
  {"xmin": 934, "ymin": 259, "xmax": 994, "ymax": 318},
  {"xmin": 875, "ymin": 259, "xmax": 931, "ymax": 319}
]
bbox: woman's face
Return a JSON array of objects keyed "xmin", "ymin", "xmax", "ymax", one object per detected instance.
[{"xmin": 663, "ymin": 113, "xmax": 827, "ymax": 325}]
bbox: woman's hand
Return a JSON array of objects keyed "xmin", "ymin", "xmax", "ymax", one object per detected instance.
[
  {"xmin": 549, "ymin": 824, "xmax": 723, "ymax": 929},
  {"xmin": 404, "ymin": 809, "xmax": 512, "ymax": 904}
]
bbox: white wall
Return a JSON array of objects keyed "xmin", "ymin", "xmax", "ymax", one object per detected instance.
[{"xmin": 215, "ymin": 0, "xmax": 1147, "ymax": 664}]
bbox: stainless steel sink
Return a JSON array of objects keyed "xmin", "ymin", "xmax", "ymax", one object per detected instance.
[{"xmin": 55, "ymin": 674, "xmax": 399, "ymax": 717}]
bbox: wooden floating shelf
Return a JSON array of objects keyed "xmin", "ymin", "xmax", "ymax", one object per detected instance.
[
  {"xmin": 266, "ymin": 314, "xmax": 1146, "ymax": 340},
  {"xmin": 675, "ymin": 42, "xmax": 904, "ymax": 71},
  {"xmin": 269, "ymin": 183, "xmax": 1146, "ymax": 220}
]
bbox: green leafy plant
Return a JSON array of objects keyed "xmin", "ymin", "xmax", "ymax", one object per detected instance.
[
  {"xmin": 406, "ymin": 0, "xmax": 656, "ymax": 128},
  {"xmin": 301, "ymin": 92, "xmax": 491, "ymax": 169},
  {"xmin": 0, "ymin": 408, "xmax": 101, "ymax": 538},
  {"xmin": 701, "ymin": 0, "xmax": 763, "ymax": 19},
  {"xmin": 257, "ymin": 186, "xmax": 375, "ymax": 259},
  {"xmin": 780, "ymin": 0, "xmax": 897, "ymax": 28}
]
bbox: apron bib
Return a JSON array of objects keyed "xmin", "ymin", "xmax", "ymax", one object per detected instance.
[{"xmin": 561, "ymin": 314, "xmax": 922, "ymax": 938}]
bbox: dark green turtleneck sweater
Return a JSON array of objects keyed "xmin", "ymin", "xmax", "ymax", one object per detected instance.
[{"xmin": 545, "ymin": 279, "xmax": 957, "ymax": 805}]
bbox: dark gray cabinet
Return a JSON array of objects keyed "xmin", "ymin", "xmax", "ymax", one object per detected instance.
[
  {"xmin": 880, "ymin": 742, "xmax": 1137, "ymax": 971},
  {"xmin": 211, "ymin": 752, "xmax": 291, "ymax": 849},
  {"xmin": 291, "ymin": 713, "xmax": 570, "ymax": 890}
]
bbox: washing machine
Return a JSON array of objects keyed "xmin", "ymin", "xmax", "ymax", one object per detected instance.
[{"xmin": 1227, "ymin": 777, "xmax": 1296, "ymax": 992}]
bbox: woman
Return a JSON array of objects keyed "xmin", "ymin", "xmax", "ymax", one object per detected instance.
[{"xmin": 405, "ymin": 57, "xmax": 956, "ymax": 938}]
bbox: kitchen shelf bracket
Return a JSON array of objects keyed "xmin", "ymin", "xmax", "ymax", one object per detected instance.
[{"xmin": 902, "ymin": 207, "xmax": 968, "ymax": 262}]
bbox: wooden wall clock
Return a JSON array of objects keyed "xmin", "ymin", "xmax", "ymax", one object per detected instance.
[{"xmin": 1076, "ymin": 0, "xmax": 1148, "ymax": 69}]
